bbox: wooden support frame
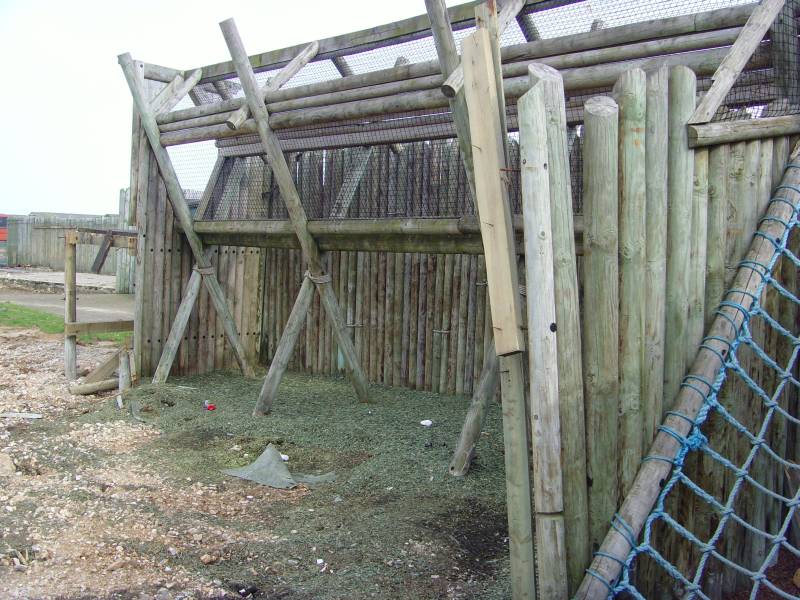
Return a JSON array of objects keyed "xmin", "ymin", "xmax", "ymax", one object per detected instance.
[
  {"xmin": 219, "ymin": 18, "xmax": 370, "ymax": 409},
  {"xmin": 119, "ymin": 52, "xmax": 255, "ymax": 382},
  {"xmin": 689, "ymin": 0, "xmax": 786, "ymax": 124},
  {"xmin": 64, "ymin": 231, "xmax": 77, "ymax": 380},
  {"xmin": 519, "ymin": 76, "xmax": 568, "ymax": 600}
]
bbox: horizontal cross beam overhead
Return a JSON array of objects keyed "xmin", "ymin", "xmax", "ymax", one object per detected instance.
[
  {"xmin": 225, "ymin": 41, "xmax": 319, "ymax": 130},
  {"xmin": 219, "ymin": 18, "xmax": 370, "ymax": 407},
  {"xmin": 689, "ymin": 0, "xmax": 786, "ymax": 124},
  {"xmin": 118, "ymin": 53, "xmax": 255, "ymax": 381}
]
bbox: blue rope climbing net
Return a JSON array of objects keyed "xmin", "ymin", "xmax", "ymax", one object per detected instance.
[{"xmin": 604, "ymin": 164, "xmax": 800, "ymax": 600}]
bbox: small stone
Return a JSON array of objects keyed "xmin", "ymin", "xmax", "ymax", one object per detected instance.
[
  {"xmin": 155, "ymin": 589, "xmax": 172, "ymax": 600},
  {"xmin": 286, "ymin": 559, "xmax": 299, "ymax": 566},
  {"xmin": 200, "ymin": 553, "xmax": 218, "ymax": 565},
  {"xmin": 0, "ymin": 453, "xmax": 15, "ymax": 476},
  {"xmin": 420, "ymin": 419, "xmax": 433, "ymax": 427},
  {"xmin": 167, "ymin": 546, "xmax": 178, "ymax": 557},
  {"xmin": 14, "ymin": 563, "xmax": 27, "ymax": 573}
]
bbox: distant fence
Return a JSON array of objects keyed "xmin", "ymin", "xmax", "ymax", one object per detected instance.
[{"xmin": 6, "ymin": 190, "xmax": 136, "ymax": 293}]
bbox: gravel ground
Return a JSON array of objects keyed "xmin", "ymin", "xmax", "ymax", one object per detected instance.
[{"xmin": 0, "ymin": 328, "xmax": 512, "ymax": 600}]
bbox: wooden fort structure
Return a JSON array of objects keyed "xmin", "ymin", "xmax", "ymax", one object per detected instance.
[{"xmin": 73, "ymin": 0, "xmax": 800, "ymax": 597}]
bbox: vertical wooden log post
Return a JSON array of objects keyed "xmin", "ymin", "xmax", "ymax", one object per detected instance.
[
  {"xmin": 614, "ymin": 68, "xmax": 647, "ymax": 498},
  {"xmin": 689, "ymin": 148, "xmax": 710, "ymax": 360},
  {"xmin": 219, "ymin": 19, "xmax": 369, "ymax": 405},
  {"xmin": 663, "ymin": 65, "xmax": 697, "ymax": 408},
  {"xmin": 643, "ymin": 65, "xmax": 669, "ymax": 448},
  {"xmin": 119, "ymin": 349, "xmax": 132, "ymax": 392},
  {"xmin": 582, "ymin": 96, "xmax": 620, "ymax": 552},
  {"xmin": 705, "ymin": 145, "xmax": 729, "ymax": 325},
  {"xmin": 527, "ymin": 62, "xmax": 589, "ymax": 593},
  {"xmin": 64, "ymin": 232, "xmax": 78, "ymax": 381},
  {"xmin": 519, "ymin": 80, "xmax": 568, "ymax": 600},
  {"xmin": 462, "ymin": 24, "xmax": 534, "ymax": 600},
  {"xmin": 118, "ymin": 53, "xmax": 255, "ymax": 381}
]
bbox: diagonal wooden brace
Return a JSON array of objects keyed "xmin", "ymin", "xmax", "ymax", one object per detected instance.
[
  {"xmin": 119, "ymin": 53, "xmax": 255, "ymax": 380},
  {"xmin": 220, "ymin": 18, "xmax": 369, "ymax": 404}
]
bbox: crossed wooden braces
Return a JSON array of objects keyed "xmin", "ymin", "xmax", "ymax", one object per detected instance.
[{"xmin": 119, "ymin": 25, "xmax": 370, "ymax": 416}]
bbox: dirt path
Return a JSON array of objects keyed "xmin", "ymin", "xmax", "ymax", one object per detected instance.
[
  {"xmin": 0, "ymin": 329, "xmax": 511, "ymax": 600},
  {"xmin": 0, "ymin": 288, "xmax": 134, "ymax": 322}
]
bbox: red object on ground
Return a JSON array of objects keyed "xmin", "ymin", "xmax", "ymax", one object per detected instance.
[{"xmin": 206, "ymin": 403, "xmax": 216, "ymax": 411}]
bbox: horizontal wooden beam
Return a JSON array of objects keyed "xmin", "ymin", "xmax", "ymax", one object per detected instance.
[
  {"xmin": 192, "ymin": 216, "xmax": 584, "ymax": 255},
  {"xmin": 688, "ymin": 114, "xmax": 800, "ymax": 147},
  {"xmin": 64, "ymin": 320, "xmax": 135, "ymax": 335},
  {"xmin": 161, "ymin": 45, "xmax": 763, "ymax": 146},
  {"xmin": 157, "ymin": 4, "xmax": 752, "ymax": 131},
  {"xmin": 67, "ymin": 230, "xmax": 137, "ymax": 253}
]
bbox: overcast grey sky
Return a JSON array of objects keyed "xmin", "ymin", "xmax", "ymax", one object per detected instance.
[{"xmin": 0, "ymin": 0, "xmax": 457, "ymax": 216}]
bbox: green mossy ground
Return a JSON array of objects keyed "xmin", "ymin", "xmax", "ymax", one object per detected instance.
[{"xmin": 80, "ymin": 371, "xmax": 512, "ymax": 599}]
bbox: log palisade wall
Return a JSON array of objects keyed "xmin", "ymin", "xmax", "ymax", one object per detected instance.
[{"xmin": 136, "ymin": 134, "xmax": 798, "ymax": 391}]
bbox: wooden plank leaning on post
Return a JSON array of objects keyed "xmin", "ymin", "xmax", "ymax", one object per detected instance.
[
  {"xmin": 218, "ymin": 18, "xmax": 369, "ymax": 409},
  {"xmin": 118, "ymin": 53, "xmax": 255, "ymax": 381},
  {"xmin": 574, "ymin": 140, "xmax": 800, "ymax": 598},
  {"xmin": 225, "ymin": 41, "xmax": 319, "ymax": 130},
  {"xmin": 689, "ymin": 0, "xmax": 785, "ymax": 124},
  {"xmin": 519, "ymin": 77, "xmax": 568, "ymax": 600},
  {"xmin": 462, "ymin": 21, "xmax": 534, "ymax": 600},
  {"xmin": 527, "ymin": 62, "xmax": 589, "ymax": 595},
  {"xmin": 64, "ymin": 230, "xmax": 78, "ymax": 381}
]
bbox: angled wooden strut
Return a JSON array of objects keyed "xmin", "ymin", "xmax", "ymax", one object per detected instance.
[
  {"xmin": 219, "ymin": 18, "xmax": 370, "ymax": 414},
  {"xmin": 689, "ymin": 0, "xmax": 786, "ymax": 124},
  {"xmin": 118, "ymin": 53, "xmax": 255, "ymax": 381}
]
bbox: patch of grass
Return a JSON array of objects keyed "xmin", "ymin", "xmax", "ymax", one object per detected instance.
[{"xmin": 0, "ymin": 301, "xmax": 130, "ymax": 344}]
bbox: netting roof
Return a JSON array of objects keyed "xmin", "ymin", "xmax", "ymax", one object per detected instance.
[{"xmin": 161, "ymin": 0, "xmax": 799, "ymax": 221}]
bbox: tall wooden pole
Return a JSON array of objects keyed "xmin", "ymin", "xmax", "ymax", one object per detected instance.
[
  {"xmin": 64, "ymin": 233, "xmax": 77, "ymax": 381},
  {"xmin": 519, "ymin": 80, "xmax": 568, "ymax": 600},
  {"xmin": 527, "ymin": 62, "xmax": 589, "ymax": 594},
  {"xmin": 663, "ymin": 65, "xmax": 696, "ymax": 408},
  {"xmin": 643, "ymin": 65, "xmax": 669, "ymax": 450},
  {"xmin": 582, "ymin": 95, "xmax": 620, "ymax": 551},
  {"xmin": 613, "ymin": 68, "xmax": 647, "ymax": 497}
]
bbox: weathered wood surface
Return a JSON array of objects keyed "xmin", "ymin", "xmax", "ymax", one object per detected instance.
[
  {"xmin": 64, "ymin": 320, "xmax": 135, "ymax": 335},
  {"xmin": 582, "ymin": 95, "xmax": 620, "ymax": 552},
  {"xmin": 614, "ymin": 68, "xmax": 647, "ymax": 498},
  {"xmin": 519, "ymin": 79, "xmax": 568, "ymax": 600},
  {"xmin": 527, "ymin": 61, "xmax": 588, "ymax": 594},
  {"xmin": 461, "ymin": 27, "xmax": 525, "ymax": 356},
  {"xmin": 689, "ymin": 114, "xmax": 800, "ymax": 147},
  {"xmin": 64, "ymin": 237, "xmax": 77, "ymax": 381},
  {"xmin": 575, "ymin": 140, "xmax": 800, "ymax": 598}
]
